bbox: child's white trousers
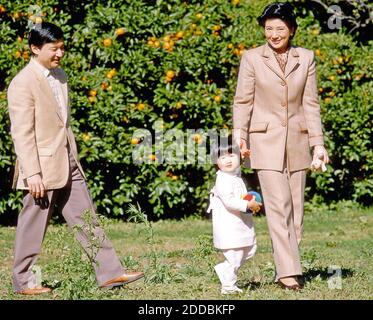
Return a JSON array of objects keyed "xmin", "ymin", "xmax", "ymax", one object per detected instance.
[{"xmin": 214, "ymin": 244, "xmax": 257, "ymax": 291}]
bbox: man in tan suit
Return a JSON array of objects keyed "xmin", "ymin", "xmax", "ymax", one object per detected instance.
[
  {"xmin": 233, "ymin": 2, "xmax": 329, "ymax": 290},
  {"xmin": 8, "ymin": 22, "xmax": 143, "ymax": 295}
]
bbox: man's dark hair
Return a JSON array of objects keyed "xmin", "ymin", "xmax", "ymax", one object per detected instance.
[
  {"xmin": 28, "ymin": 22, "xmax": 64, "ymax": 50},
  {"xmin": 211, "ymin": 135, "xmax": 241, "ymax": 170},
  {"xmin": 257, "ymin": 2, "xmax": 298, "ymax": 39}
]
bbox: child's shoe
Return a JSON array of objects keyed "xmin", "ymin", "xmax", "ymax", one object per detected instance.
[{"xmin": 221, "ymin": 286, "xmax": 243, "ymax": 295}]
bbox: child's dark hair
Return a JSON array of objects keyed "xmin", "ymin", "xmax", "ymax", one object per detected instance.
[
  {"xmin": 28, "ymin": 22, "xmax": 64, "ymax": 52},
  {"xmin": 211, "ymin": 135, "xmax": 241, "ymax": 170}
]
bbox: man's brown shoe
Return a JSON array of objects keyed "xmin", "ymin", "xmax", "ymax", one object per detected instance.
[
  {"xmin": 17, "ymin": 286, "xmax": 52, "ymax": 295},
  {"xmin": 101, "ymin": 271, "xmax": 144, "ymax": 289}
]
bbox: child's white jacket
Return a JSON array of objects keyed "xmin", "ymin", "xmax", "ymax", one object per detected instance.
[{"xmin": 208, "ymin": 170, "xmax": 256, "ymax": 250}]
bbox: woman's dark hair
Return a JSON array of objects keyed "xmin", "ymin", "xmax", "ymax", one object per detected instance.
[
  {"xmin": 257, "ymin": 2, "xmax": 298, "ymax": 39},
  {"xmin": 211, "ymin": 135, "xmax": 241, "ymax": 170},
  {"xmin": 28, "ymin": 22, "xmax": 64, "ymax": 51}
]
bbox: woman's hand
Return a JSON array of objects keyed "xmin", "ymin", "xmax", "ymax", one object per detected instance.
[
  {"xmin": 313, "ymin": 145, "xmax": 329, "ymax": 164},
  {"xmin": 239, "ymin": 139, "xmax": 251, "ymax": 159}
]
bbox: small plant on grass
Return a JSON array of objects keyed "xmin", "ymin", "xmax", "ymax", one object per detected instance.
[
  {"xmin": 72, "ymin": 209, "xmax": 106, "ymax": 267},
  {"xmin": 187, "ymin": 234, "xmax": 218, "ymax": 278},
  {"xmin": 126, "ymin": 203, "xmax": 173, "ymax": 284},
  {"xmin": 45, "ymin": 209, "xmax": 107, "ymax": 299}
]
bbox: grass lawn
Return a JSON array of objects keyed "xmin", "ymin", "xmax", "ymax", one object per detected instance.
[{"xmin": 0, "ymin": 203, "xmax": 372, "ymax": 300}]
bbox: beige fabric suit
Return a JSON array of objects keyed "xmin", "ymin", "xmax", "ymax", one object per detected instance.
[
  {"xmin": 8, "ymin": 59, "xmax": 124, "ymax": 292},
  {"xmin": 233, "ymin": 43, "xmax": 325, "ymax": 279},
  {"xmin": 8, "ymin": 59, "xmax": 85, "ymax": 189}
]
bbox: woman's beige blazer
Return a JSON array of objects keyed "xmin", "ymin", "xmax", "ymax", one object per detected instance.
[{"xmin": 233, "ymin": 43, "xmax": 325, "ymax": 172}]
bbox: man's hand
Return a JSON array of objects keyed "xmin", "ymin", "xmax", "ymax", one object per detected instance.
[
  {"xmin": 27, "ymin": 174, "xmax": 45, "ymax": 199},
  {"xmin": 239, "ymin": 139, "xmax": 251, "ymax": 159}
]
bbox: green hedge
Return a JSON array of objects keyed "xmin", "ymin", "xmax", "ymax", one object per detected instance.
[{"xmin": 0, "ymin": 0, "xmax": 372, "ymax": 221}]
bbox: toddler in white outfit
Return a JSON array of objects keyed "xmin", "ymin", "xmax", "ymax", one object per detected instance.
[{"xmin": 208, "ymin": 136, "xmax": 261, "ymax": 294}]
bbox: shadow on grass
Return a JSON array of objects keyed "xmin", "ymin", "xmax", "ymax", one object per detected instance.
[
  {"xmin": 239, "ymin": 266, "xmax": 354, "ymax": 291},
  {"xmin": 240, "ymin": 279, "xmax": 263, "ymax": 291}
]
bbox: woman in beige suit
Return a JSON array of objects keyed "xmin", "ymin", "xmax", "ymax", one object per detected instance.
[{"xmin": 233, "ymin": 2, "xmax": 329, "ymax": 290}]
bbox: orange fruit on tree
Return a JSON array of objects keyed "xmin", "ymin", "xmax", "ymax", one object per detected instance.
[
  {"xmin": 89, "ymin": 89, "xmax": 97, "ymax": 97},
  {"xmin": 137, "ymin": 103, "xmax": 145, "ymax": 111},
  {"xmin": 13, "ymin": 12, "xmax": 22, "ymax": 20},
  {"xmin": 149, "ymin": 154, "xmax": 157, "ymax": 161},
  {"xmin": 116, "ymin": 28, "xmax": 126, "ymax": 36},
  {"xmin": 214, "ymin": 95, "xmax": 221, "ymax": 103},
  {"xmin": 175, "ymin": 31, "xmax": 184, "ymax": 39},
  {"xmin": 14, "ymin": 51, "xmax": 21, "ymax": 58},
  {"xmin": 163, "ymin": 35, "xmax": 171, "ymax": 42},
  {"xmin": 131, "ymin": 138, "xmax": 140, "ymax": 145},
  {"xmin": 163, "ymin": 41, "xmax": 173, "ymax": 50},
  {"xmin": 166, "ymin": 70, "xmax": 175, "ymax": 79},
  {"xmin": 82, "ymin": 133, "xmax": 91, "ymax": 141},
  {"xmin": 103, "ymin": 38, "xmax": 112, "ymax": 47},
  {"xmin": 106, "ymin": 68, "xmax": 116, "ymax": 79},
  {"xmin": 196, "ymin": 13, "xmax": 203, "ymax": 19},
  {"xmin": 192, "ymin": 134, "xmax": 203, "ymax": 144},
  {"xmin": 324, "ymin": 97, "xmax": 332, "ymax": 104}
]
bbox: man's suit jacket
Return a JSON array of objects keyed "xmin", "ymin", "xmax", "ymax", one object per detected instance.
[
  {"xmin": 7, "ymin": 59, "xmax": 85, "ymax": 190},
  {"xmin": 233, "ymin": 43, "xmax": 325, "ymax": 172}
]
